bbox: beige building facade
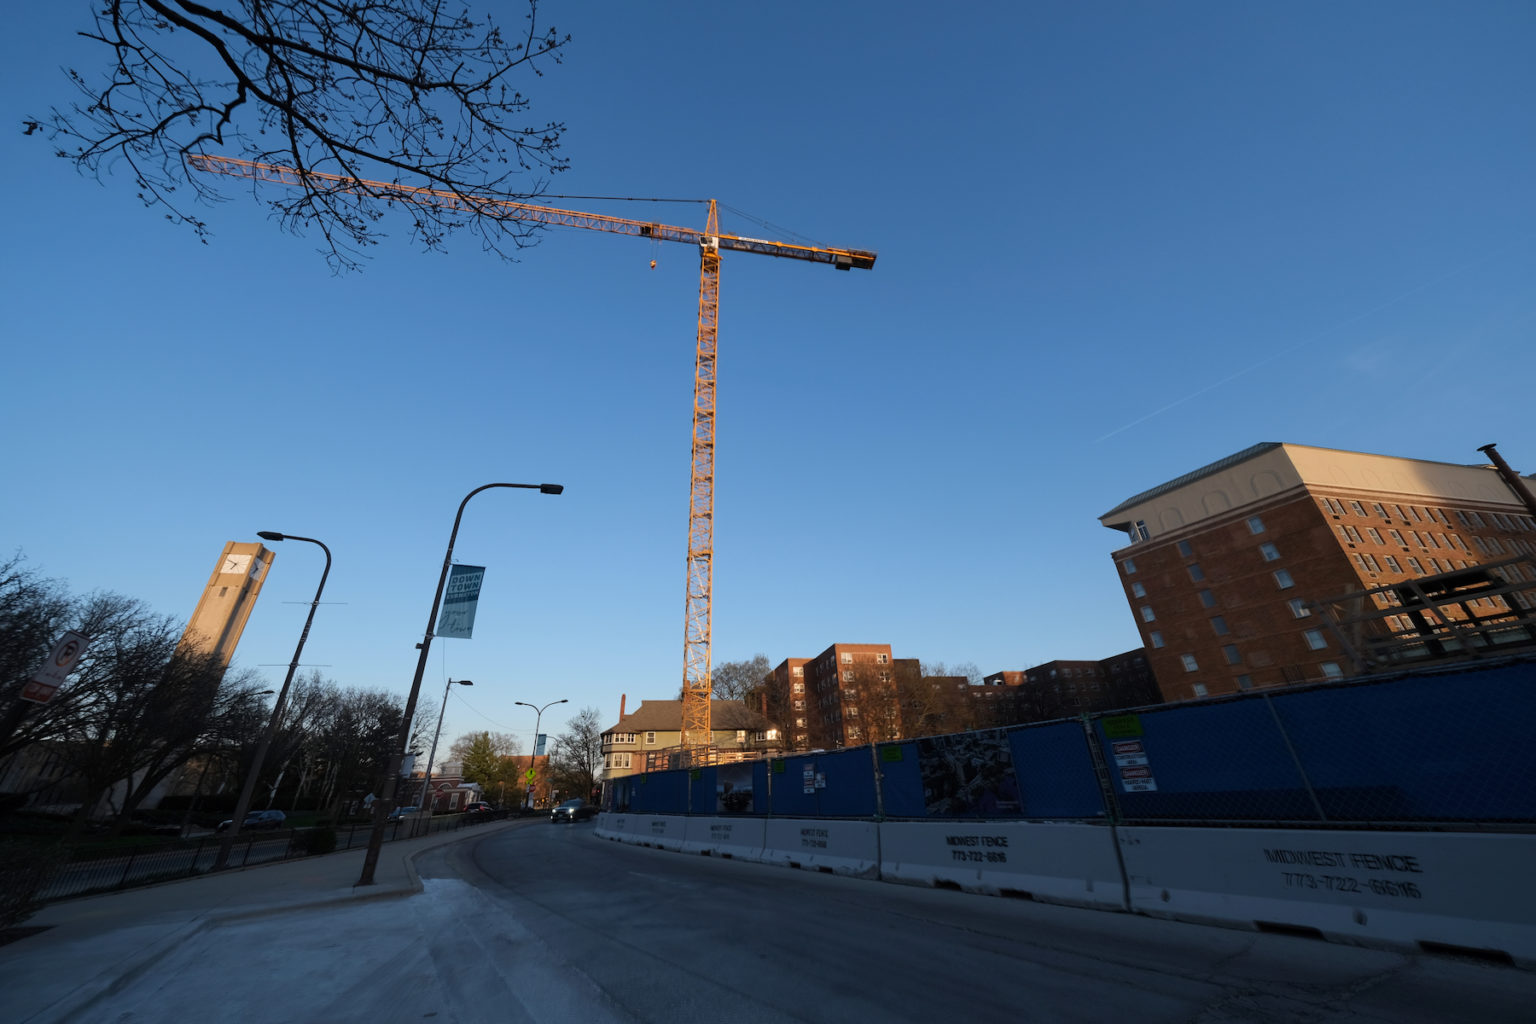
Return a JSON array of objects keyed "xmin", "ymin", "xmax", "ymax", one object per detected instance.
[{"xmin": 1100, "ymin": 443, "xmax": 1536, "ymax": 701}]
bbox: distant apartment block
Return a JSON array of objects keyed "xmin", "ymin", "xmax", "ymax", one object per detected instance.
[
  {"xmin": 1100, "ymin": 442, "xmax": 1536, "ymax": 702},
  {"xmin": 975, "ymin": 649, "xmax": 1159, "ymax": 726}
]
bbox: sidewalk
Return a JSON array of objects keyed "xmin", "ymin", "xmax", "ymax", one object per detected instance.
[{"xmin": 0, "ymin": 820, "xmax": 521, "ymax": 1024}]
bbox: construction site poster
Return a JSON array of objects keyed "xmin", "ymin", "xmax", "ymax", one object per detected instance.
[{"xmin": 916, "ymin": 730, "xmax": 1022, "ymax": 817}]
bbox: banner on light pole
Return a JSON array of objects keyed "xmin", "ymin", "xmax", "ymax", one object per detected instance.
[{"xmin": 436, "ymin": 565, "xmax": 486, "ymax": 639}]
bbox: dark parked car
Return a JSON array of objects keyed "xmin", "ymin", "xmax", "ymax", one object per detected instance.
[
  {"xmin": 549, "ymin": 799, "xmax": 596, "ymax": 823},
  {"xmin": 215, "ymin": 809, "xmax": 286, "ymax": 833},
  {"xmin": 462, "ymin": 802, "xmax": 494, "ymax": 815}
]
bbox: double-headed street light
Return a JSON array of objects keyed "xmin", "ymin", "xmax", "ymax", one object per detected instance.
[
  {"xmin": 418, "ymin": 679, "xmax": 473, "ymax": 816},
  {"xmin": 358, "ymin": 481, "xmax": 562, "ymax": 886},
  {"xmin": 214, "ymin": 532, "xmax": 330, "ymax": 871},
  {"xmin": 516, "ymin": 698, "xmax": 567, "ymax": 810}
]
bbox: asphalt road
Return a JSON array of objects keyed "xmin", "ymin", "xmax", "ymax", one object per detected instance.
[
  {"xmin": 409, "ymin": 821, "xmax": 1536, "ymax": 1023},
  {"xmin": 77, "ymin": 819, "xmax": 1536, "ymax": 1023}
]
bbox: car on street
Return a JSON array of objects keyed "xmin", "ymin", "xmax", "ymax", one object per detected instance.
[
  {"xmin": 462, "ymin": 802, "xmax": 494, "ymax": 815},
  {"xmin": 549, "ymin": 798, "xmax": 596, "ymax": 823},
  {"xmin": 215, "ymin": 809, "xmax": 287, "ymax": 833}
]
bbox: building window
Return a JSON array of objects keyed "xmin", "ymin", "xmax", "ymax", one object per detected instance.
[
  {"xmin": 1320, "ymin": 662, "xmax": 1344, "ymax": 680},
  {"xmin": 1180, "ymin": 654, "xmax": 1199, "ymax": 672},
  {"xmin": 840, "ymin": 653, "xmax": 853, "ymax": 664},
  {"xmin": 1304, "ymin": 629, "xmax": 1328, "ymax": 650},
  {"xmin": 1235, "ymin": 674, "xmax": 1253, "ymax": 691},
  {"xmin": 1149, "ymin": 631, "xmax": 1164, "ymax": 648},
  {"xmin": 1365, "ymin": 528, "xmax": 1384, "ymax": 545},
  {"xmin": 1140, "ymin": 605, "xmax": 1156, "ymax": 622},
  {"xmin": 1247, "ymin": 516, "xmax": 1265, "ymax": 534},
  {"xmin": 736, "ymin": 730, "xmax": 748, "ymax": 743},
  {"xmin": 792, "ymin": 681, "xmax": 804, "ymax": 694},
  {"xmin": 1407, "ymin": 557, "xmax": 1425, "ymax": 575},
  {"xmin": 1191, "ymin": 683, "xmax": 1209, "ymax": 697},
  {"xmin": 791, "ymin": 666, "xmax": 803, "ymax": 677},
  {"xmin": 1372, "ymin": 502, "xmax": 1388, "ymax": 519},
  {"xmin": 1177, "ymin": 540, "xmax": 1194, "ymax": 558},
  {"xmin": 1288, "ymin": 598, "xmax": 1310, "ymax": 618},
  {"xmin": 1188, "ymin": 563, "xmax": 1205, "ymax": 582},
  {"xmin": 1122, "ymin": 557, "xmax": 1138, "ymax": 574},
  {"xmin": 1130, "ymin": 582, "xmax": 1146, "ymax": 598},
  {"xmin": 1133, "ymin": 521, "xmax": 1150, "ymax": 542},
  {"xmin": 1211, "ymin": 615, "xmax": 1230, "ymax": 635},
  {"xmin": 842, "ymin": 670, "xmax": 855, "ymax": 682},
  {"xmin": 1222, "ymin": 644, "xmax": 1241, "ymax": 665},
  {"xmin": 1384, "ymin": 555, "xmax": 1402, "ymax": 573},
  {"xmin": 1198, "ymin": 589, "xmax": 1217, "ymax": 608},
  {"xmin": 1274, "ymin": 569, "xmax": 1295, "ymax": 589},
  {"xmin": 1259, "ymin": 543, "xmax": 1280, "ymax": 562},
  {"xmin": 876, "ymin": 653, "xmax": 889, "ymax": 664},
  {"xmin": 1362, "ymin": 553, "xmax": 1381, "ymax": 572},
  {"xmin": 793, "ymin": 699, "xmax": 806, "ymax": 710},
  {"xmin": 1349, "ymin": 501, "xmax": 1367, "ymax": 516},
  {"xmin": 645, "ymin": 731, "xmax": 657, "ymax": 745}
]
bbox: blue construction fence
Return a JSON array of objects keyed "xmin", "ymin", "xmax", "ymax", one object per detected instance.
[{"xmin": 603, "ymin": 659, "xmax": 1536, "ymax": 828}]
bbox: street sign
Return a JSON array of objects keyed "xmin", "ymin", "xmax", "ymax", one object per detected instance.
[
  {"xmin": 525, "ymin": 769, "xmax": 537, "ymax": 782},
  {"xmin": 21, "ymin": 631, "xmax": 90, "ymax": 704}
]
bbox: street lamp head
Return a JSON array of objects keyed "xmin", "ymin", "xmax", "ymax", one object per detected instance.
[
  {"xmin": 539, "ymin": 483, "xmax": 564, "ymax": 495},
  {"xmin": 256, "ymin": 531, "xmax": 285, "ymax": 542},
  {"xmin": 454, "ymin": 679, "xmax": 474, "ymax": 687},
  {"xmin": 556, "ymin": 699, "xmax": 569, "ymax": 705}
]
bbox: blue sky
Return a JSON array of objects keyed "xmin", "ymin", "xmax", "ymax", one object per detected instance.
[{"xmin": 3, "ymin": 1, "xmax": 1533, "ymax": 750}]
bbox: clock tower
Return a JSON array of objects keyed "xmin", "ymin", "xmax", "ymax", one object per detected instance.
[{"xmin": 180, "ymin": 541, "xmax": 277, "ymax": 669}]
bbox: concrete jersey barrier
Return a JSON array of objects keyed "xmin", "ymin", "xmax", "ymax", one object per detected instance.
[
  {"xmin": 680, "ymin": 816, "xmax": 768, "ymax": 860},
  {"xmin": 878, "ymin": 820, "xmax": 1127, "ymax": 910},
  {"xmin": 1117, "ymin": 825, "xmax": 1536, "ymax": 966},
  {"xmin": 761, "ymin": 818, "xmax": 880, "ymax": 877}
]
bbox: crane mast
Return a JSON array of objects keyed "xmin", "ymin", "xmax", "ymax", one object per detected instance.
[{"xmin": 187, "ymin": 154, "xmax": 875, "ymax": 763}]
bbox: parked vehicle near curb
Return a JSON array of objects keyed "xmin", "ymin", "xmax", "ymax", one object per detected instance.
[{"xmin": 215, "ymin": 809, "xmax": 286, "ymax": 833}]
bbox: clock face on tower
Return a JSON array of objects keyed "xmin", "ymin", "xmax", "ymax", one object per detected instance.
[{"xmin": 221, "ymin": 553, "xmax": 253, "ymax": 576}]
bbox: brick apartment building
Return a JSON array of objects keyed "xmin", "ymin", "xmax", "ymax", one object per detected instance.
[
  {"xmin": 1100, "ymin": 442, "xmax": 1536, "ymax": 702},
  {"xmin": 762, "ymin": 643, "xmax": 907, "ymax": 751}
]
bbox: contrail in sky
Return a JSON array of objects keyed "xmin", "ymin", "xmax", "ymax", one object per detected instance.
[{"xmin": 1095, "ymin": 233, "xmax": 1534, "ymax": 443}]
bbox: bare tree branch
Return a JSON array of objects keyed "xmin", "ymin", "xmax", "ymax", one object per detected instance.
[{"xmin": 32, "ymin": 1, "xmax": 571, "ymax": 270}]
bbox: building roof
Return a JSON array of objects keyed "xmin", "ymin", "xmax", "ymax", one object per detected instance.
[
  {"xmin": 605, "ymin": 699, "xmax": 776, "ymax": 734},
  {"xmin": 1099, "ymin": 442, "xmax": 1282, "ymax": 520},
  {"xmin": 1099, "ymin": 441, "xmax": 1534, "ymax": 532}
]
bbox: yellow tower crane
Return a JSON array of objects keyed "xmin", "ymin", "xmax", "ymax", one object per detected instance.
[{"xmin": 187, "ymin": 154, "xmax": 876, "ymax": 763}]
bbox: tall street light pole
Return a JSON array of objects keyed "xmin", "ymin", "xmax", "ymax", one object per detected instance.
[
  {"xmin": 516, "ymin": 698, "xmax": 567, "ymax": 810},
  {"xmin": 357, "ymin": 481, "xmax": 563, "ymax": 886},
  {"xmin": 418, "ymin": 679, "xmax": 473, "ymax": 816},
  {"xmin": 214, "ymin": 532, "xmax": 330, "ymax": 871}
]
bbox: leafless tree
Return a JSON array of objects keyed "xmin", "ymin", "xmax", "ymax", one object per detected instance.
[
  {"xmin": 549, "ymin": 706, "xmax": 602, "ymax": 803},
  {"xmin": 680, "ymin": 654, "xmax": 772, "ymax": 702},
  {"xmin": 31, "ymin": 1, "xmax": 571, "ymax": 270}
]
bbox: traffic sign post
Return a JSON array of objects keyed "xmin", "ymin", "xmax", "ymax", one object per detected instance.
[
  {"xmin": 2, "ymin": 631, "xmax": 92, "ymax": 755},
  {"xmin": 21, "ymin": 631, "xmax": 91, "ymax": 704}
]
